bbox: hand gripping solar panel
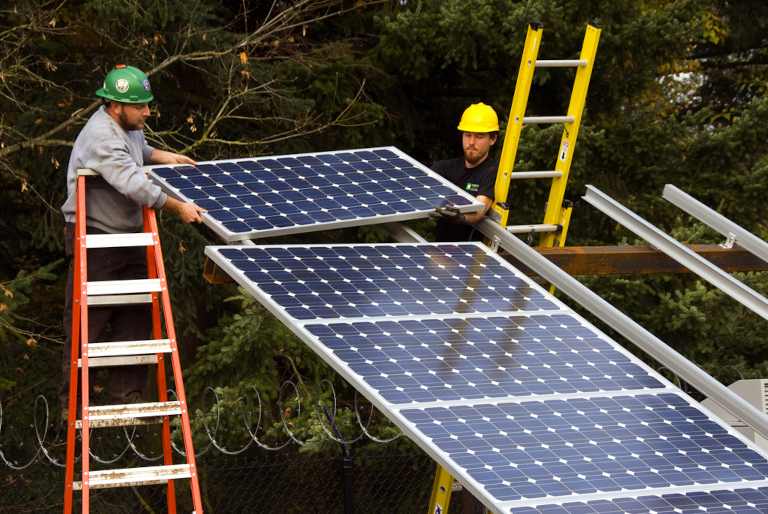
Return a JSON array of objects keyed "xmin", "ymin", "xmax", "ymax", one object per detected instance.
[
  {"xmin": 204, "ymin": 242, "xmax": 768, "ymax": 513},
  {"xmin": 147, "ymin": 147, "xmax": 485, "ymax": 242}
]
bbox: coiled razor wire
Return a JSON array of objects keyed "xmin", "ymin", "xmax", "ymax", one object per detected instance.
[{"xmin": 0, "ymin": 380, "xmax": 402, "ymax": 468}]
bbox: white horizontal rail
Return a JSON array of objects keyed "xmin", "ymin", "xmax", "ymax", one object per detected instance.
[
  {"xmin": 87, "ymin": 279, "xmax": 162, "ymax": 296},
  {"xmin": 523, "ymin": 115, "xmax": 575, "ymax": 124},
  {"xmin": 510, "ymin": 171, "xmax": 562, "ymax": 179},
  {"xmin": 85, "ymin": 233, "xmax": 155, "ymax": 249},
  {"xmin": 88, "ymin": 339, "xmax": 171, "ymax": 357},
  {"xmin": 535, "ymin": 59, "xmax": 588, "ymax": 67},
  {"xmin": 506, "ymin": 224, "xmax": 559, "ymax": 234}
]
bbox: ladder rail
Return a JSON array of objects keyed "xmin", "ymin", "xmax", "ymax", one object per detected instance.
[
  {"xmin": 146, "ymin": 206, "xmax": 204, "ymax": 513},
  {"xmin": 539, "ymin": 22, "xmax": 601, "ymax": 248},
  {"xmin": 78, "ymin": 175, "xmax": 93, "ymax": 509},
  {"xmin": 143, "ymin": 204, "xmax": 178, "ymax": 513},
  {"xmin": 490, "ymin": 21, "xmax": 544, "ymax": 228}
]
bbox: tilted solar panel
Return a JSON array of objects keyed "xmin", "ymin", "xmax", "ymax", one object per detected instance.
[
  {"xmin": 147, "ymin": 147, "xmax": 485, "ymax": 242},
  {"xmin": 204, "ymin": 242, "xmax": 768, "ymax": 513}
]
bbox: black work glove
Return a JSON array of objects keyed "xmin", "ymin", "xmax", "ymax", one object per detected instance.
[{"xmin": 429, "ymin": 204, "xmax": 466, "ymax": 224}]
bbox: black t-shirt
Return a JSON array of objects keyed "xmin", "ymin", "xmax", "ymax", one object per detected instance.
[{"xmin": 431, "ymin": 155, "xmax": 497, "ymax": 242}]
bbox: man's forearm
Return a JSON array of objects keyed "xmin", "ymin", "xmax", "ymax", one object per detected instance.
[{"xmin": 462, "ymin": 195, "xmax": 493, "ymax": 224}]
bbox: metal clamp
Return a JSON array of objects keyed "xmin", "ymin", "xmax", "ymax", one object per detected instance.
[
  {"xmin": 489, "ymin": 236, "xmax": 501, "ymax": 253},
  {"xmin": 721, "ymin": 232, "xmax": 737, "ymax": 250}
]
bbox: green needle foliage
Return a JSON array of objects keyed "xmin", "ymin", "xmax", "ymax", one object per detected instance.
[{"xmin": 1, "ymin": 0, "xmax": 768, "ymax": 455}]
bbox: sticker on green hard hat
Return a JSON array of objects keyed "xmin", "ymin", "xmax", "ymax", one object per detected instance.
[{"xmin": 96, "ymin": 65, "xmax": 154, "ymax": 103}]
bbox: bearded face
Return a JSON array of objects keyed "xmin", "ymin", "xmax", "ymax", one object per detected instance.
[
  {"xmin": 112, "ymin": 102, "xmax": 150, "ymax": 131},
  {"xmin": 462, "ymin": 132, "xmax": 496, "ymax": 167}
]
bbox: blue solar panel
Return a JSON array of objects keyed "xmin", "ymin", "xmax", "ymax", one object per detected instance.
[
  {"xmin": 210, "ymin": 243, "xmax": 560, "ymax": 319},
  {"xmin": 511, "ymin": 487, "xmax": 768, "ymax": 513},
  {"xmin": 306, "ymin": 315, "xmax": 664, "ymax": 404},
  {"xmin": 204, "ymin": 242, "xmax": 768, "ymax": 512},
  {"xmin": 399, "ymin": 393, "xmax": 768, "ymax": 503},
  {"xmin": 148, "ymin": 147, "xmax": 485, "ymax": 241}
]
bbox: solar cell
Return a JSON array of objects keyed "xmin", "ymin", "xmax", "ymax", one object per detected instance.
[
  {"xmin": 148, "ymin": 147, "xmax": 485, "ymax": 241},
  {"xmin": 204, "ymin": 241, "xmax": 768, "ymax": 512}
]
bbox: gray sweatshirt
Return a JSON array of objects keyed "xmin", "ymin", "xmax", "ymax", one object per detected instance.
[{"xmin": 61, "ymin": 106, "xmax": 167, "ymax": 233}]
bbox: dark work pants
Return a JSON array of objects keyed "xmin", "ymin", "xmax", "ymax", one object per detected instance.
[{"xmin": 59, "ymin": 222, "xmax": 151, "ymax": 406}]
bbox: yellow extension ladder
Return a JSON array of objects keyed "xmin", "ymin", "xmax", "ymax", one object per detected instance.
[
  {"xmin": 430, "ymin": 20, "xmax": 601, "ymax": 514},
  {"xmin": 489, "ymin": 20, "xmax": 601, "ymax": 251},
  {"xmin": 63, "ymin": 169, "xmax": 203, "ymax": 513}
]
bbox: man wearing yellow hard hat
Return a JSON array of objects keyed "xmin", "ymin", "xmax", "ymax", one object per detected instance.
[{"xmin": 430, "ymin": 103, "xmax": 499, "ymax": 241}]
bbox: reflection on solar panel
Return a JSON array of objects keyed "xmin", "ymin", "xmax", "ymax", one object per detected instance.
[
  {"xmin": 205, "ymin": 242, "xmax": 768, "ymax": 512},
  {"xmin": 148, "ymin": 147, "xmax": 484, "ymax": 241},
  {"xmin": 306, "ymin": 316, "xmax": 664, "ymax": 404}
]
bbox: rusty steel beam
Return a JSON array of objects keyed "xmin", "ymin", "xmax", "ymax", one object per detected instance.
[
  {"xmin": 501, "ymin": 244, "xmax": 768, "ymax": 276},
  {"xmin": 203, "ymin": 244, "xmax": 767, "ymax": 284}
]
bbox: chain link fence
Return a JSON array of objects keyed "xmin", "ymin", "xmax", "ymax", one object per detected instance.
[{"xmin": 2, "ymin": 435, "xmax": 466, "ymax": 513}]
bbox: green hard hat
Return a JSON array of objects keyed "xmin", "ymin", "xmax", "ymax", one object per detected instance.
[{"xmin": 96, "ymin": 65, "xmax": 154, "ymax": 103}]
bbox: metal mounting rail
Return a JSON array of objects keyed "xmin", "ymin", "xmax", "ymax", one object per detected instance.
[
  {"xmin": 535, "ymin": 59, "xmax": 588, "ymax": 67},
  {"xmin": 522, "ymin": 115, "xmax": 575, "ymax": 124},
  {"xmin": 663, "ymin": 184, "xmax": 768, "ymax": 264},
  {"xmin": 583, "ymin": 185, "xmax": 768, "ymax": 321},
  {"xmin": 379, "ymin": 221, "xmax": 428, "ymax": 243},
  {"xmin": 509, "ymin": 171, "xmax": 563, "ymax": 179},
  {"xmin": 477, "ymin": 217, "xmax": 768, "ymax": 442}
]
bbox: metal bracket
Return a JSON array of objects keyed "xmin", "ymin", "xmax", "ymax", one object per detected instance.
[
  {"xmin": 489, "ymin": 202, "xmax": 508, "ymax": 224},
  {"xmin": 721, "ymin": 232, "xmax": 737, "ymax": 249},
  {"xmin": 489, "ymin": 236, "xmax": 501, "ymax": 253}
]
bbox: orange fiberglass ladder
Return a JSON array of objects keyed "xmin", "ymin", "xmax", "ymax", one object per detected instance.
[{"xmin": 63, "ymin": 168, "xmax": 203, "ymax": 513}]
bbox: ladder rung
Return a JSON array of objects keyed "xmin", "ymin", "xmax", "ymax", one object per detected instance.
[
  {"xmin": 75, "ymin": 400, "xmax": 179, "ymax": 428},
  {"xmin": 510, "ymin": 171, "xmax": 563, "ymax": 179},
  {"xmin": 523, "ymin": 116, "xmax": 576, "ymax": 124},
  {"xmin": 78, "ymin": 168, "xmax": 149, "ymax": 177},
  {"xmin": 88, "ymin": 339, "xmax": 172, "ymax": 357},
  {"xmin": 85, "ymin": 233, "xmax": 156, "ymax": 249},
  {"xmin": 506, "ymin": 224, "xmax": 560, "ymax": 234},
  {"xmin": 79, "ymin": 355, "xmax": 159, "ymax": 368},
  {"xmin": 76, "ymin": 415, "xmax": 164, "ymax": 429},
  {"xmin": 88, "ymin": 293, "xmax": 154, "ymax": 307},
  {"xmin": 87, "ymin": 279, "xmax": 163, "ymax": 296},
  {"xmin": 88, "ymin": 401, "xmax": 182, "ymax": 421},
  {"xmin": 535, "ymin": 59, "xmax": 588, "ymax": 67},
  {"xmin": 73, "ymin": 464, "xmax": 191, "ymax": 490}
]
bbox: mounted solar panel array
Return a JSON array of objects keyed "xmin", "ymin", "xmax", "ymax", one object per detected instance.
[
  {"xmin": 147, "ymin": 147, "xmax": 484, "ymax": 242},
  {"xmin": 205, "ymin": 242, "xmax": 768, "ymax": 513}
]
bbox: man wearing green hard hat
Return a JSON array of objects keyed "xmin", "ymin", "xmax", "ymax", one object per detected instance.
[
  {"xmin": 430, "ymin": 102, "xmax": 499, "ymax": 242},
  {"xmin": 59, "ymin": 65, "xmax": 206, "ymax": 412}
]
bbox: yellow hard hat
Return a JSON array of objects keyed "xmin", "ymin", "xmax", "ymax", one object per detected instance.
[{"xmin": 457, "ymin": 103, "xmax": 499, "ymax": 132}]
